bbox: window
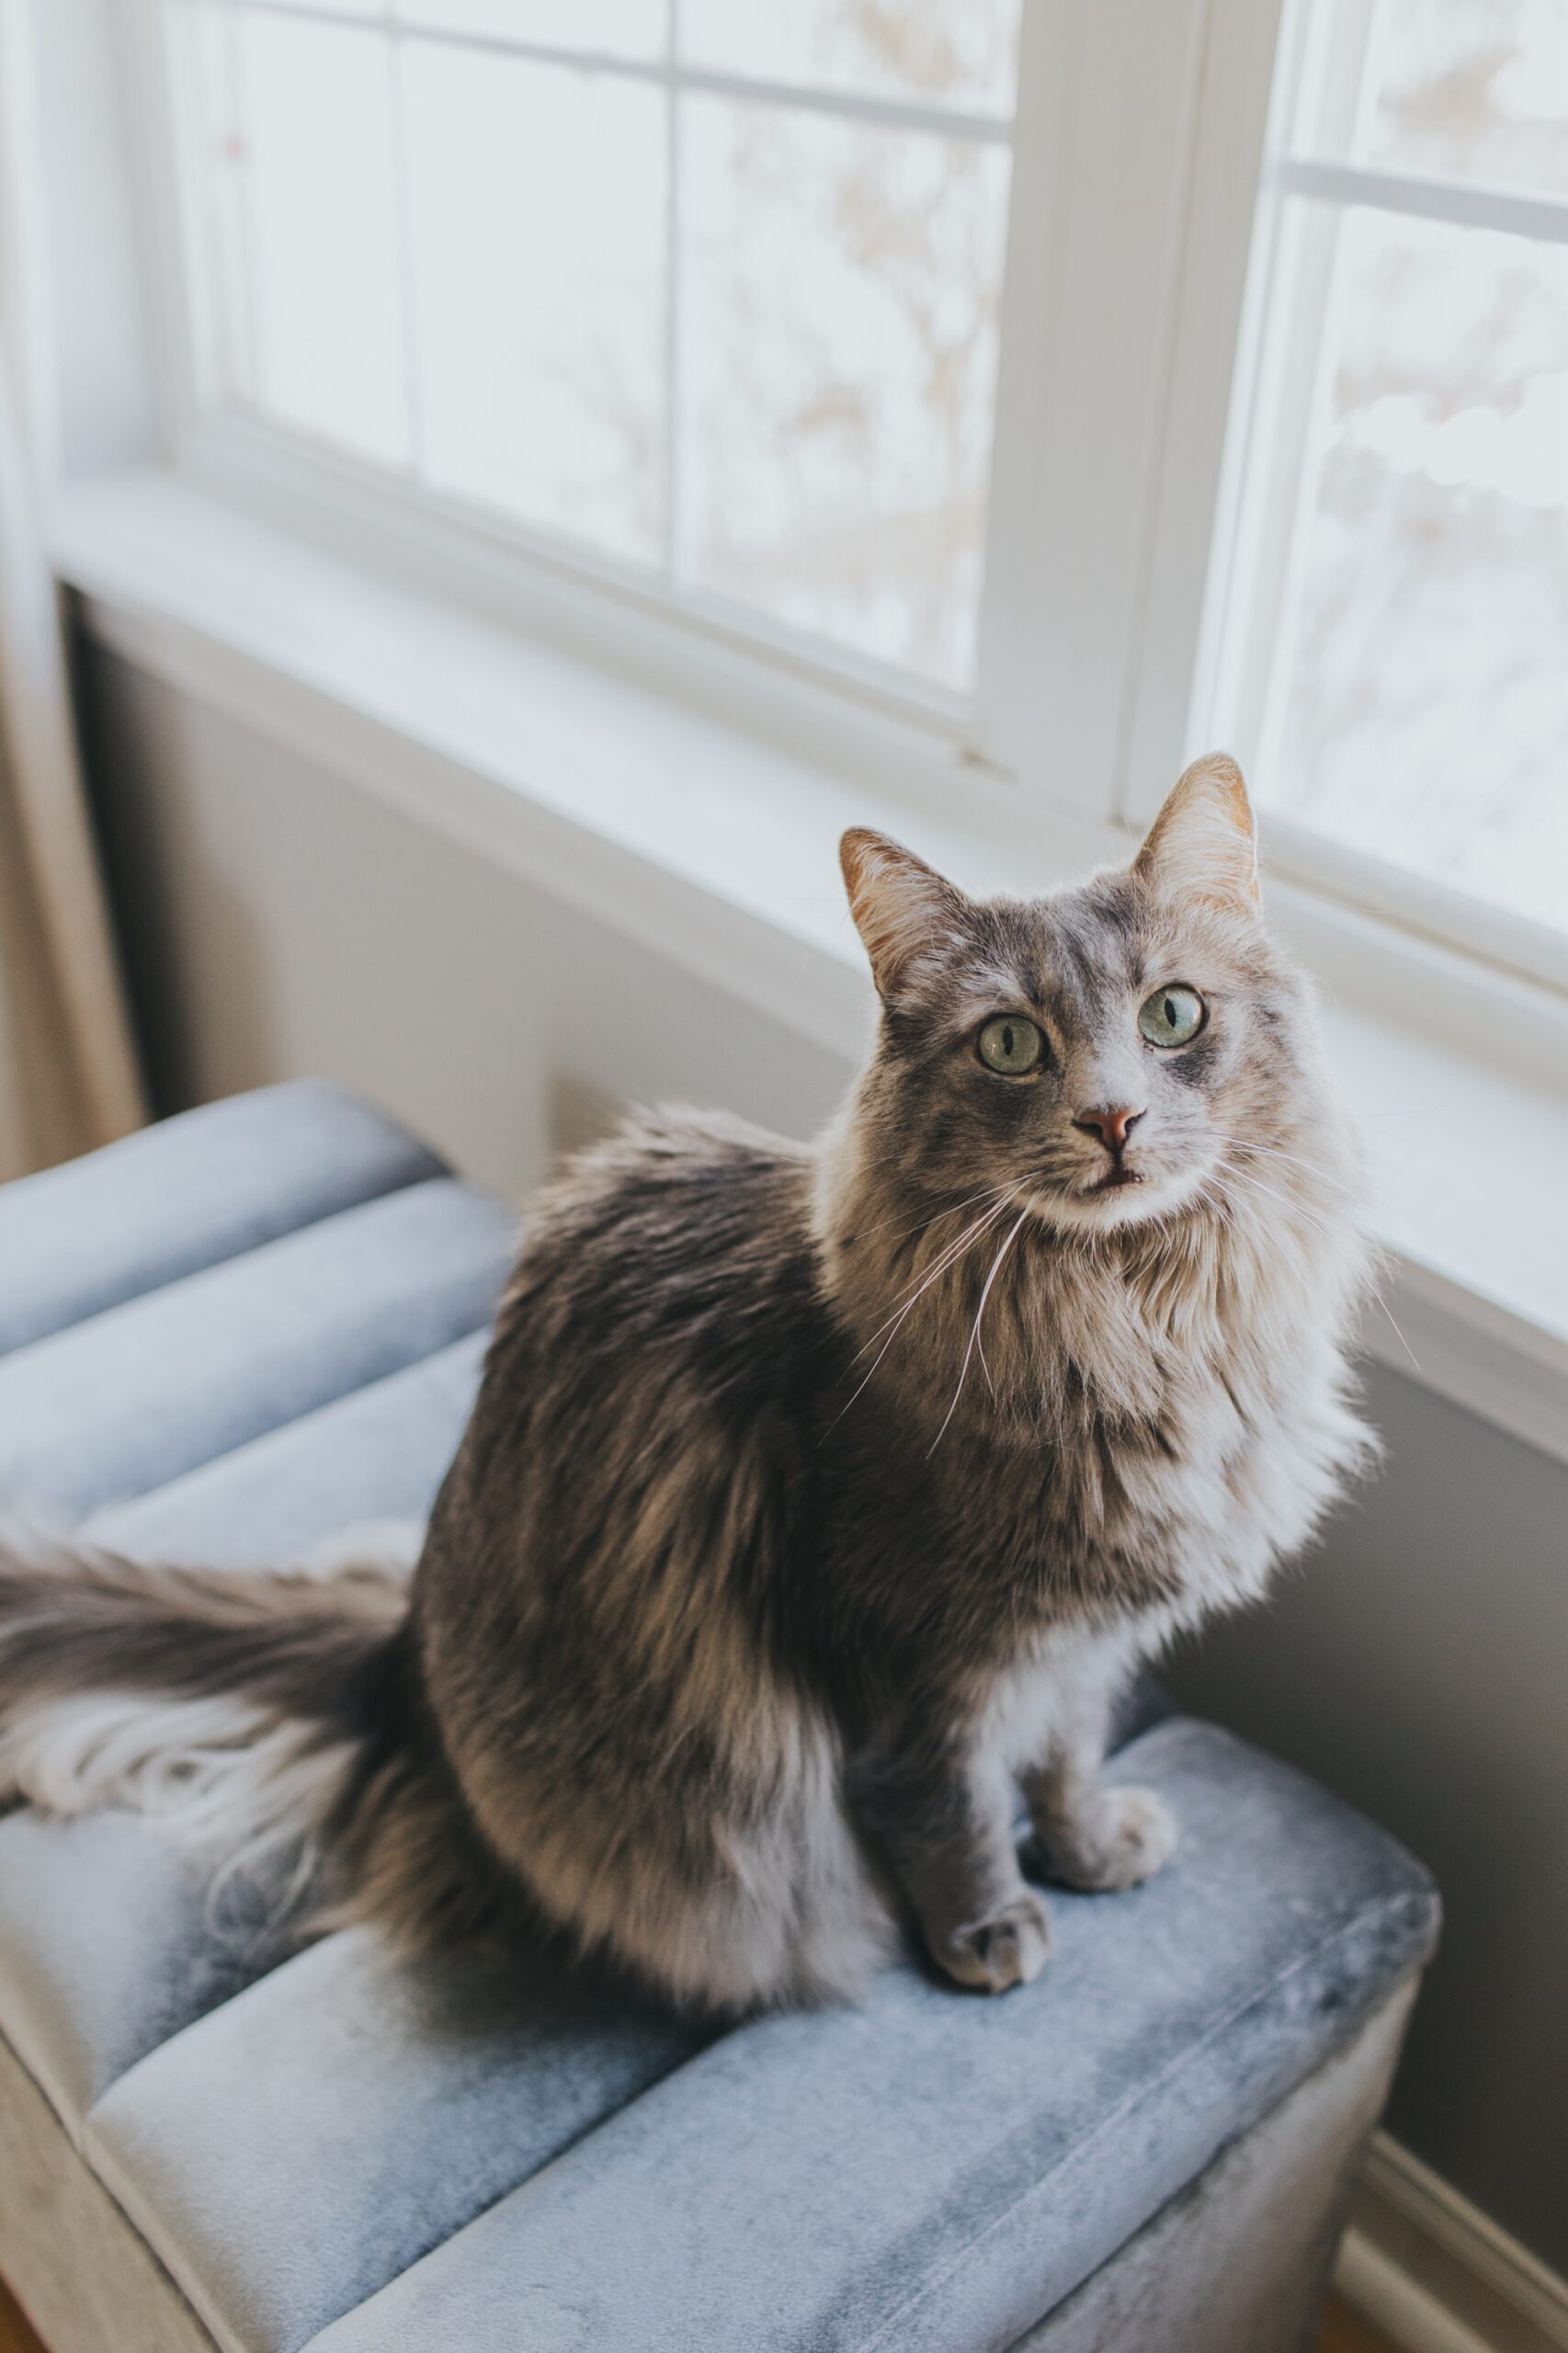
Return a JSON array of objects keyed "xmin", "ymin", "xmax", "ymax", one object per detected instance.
[
  {"xmin": 167, "ymin": 0, "xmax": 1019, "ymax": 694},
  {"xmin": 143, "ymin": 0, "xmax": 1567, "ymax": 988},
  {"xmin": 1202, "ymin": 0, "xmax": 1568, "ymax": 953}
]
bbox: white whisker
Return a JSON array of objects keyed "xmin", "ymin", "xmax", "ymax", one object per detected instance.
[
  {"xmin": 847, "ymin": 1195, "xmax": 1012, "ymax": 1368},
  {"xmin": 1210, "ymin": 1155, "xmax": 1340, "ymax": 1245},
  {"xmin": 824, "ymin": 1197, "xmax": 1012, "ymax": 1434},
  {"xmin": 1368, "ymin": 1287, "xmax": 1420, "ymax": 1371},
  {"xmin": 1209, "ymin": 1154, "xmax": 1406, "ymax": 1361},
  {"xmin": 841, "ymin": 1181, "xmax": 1014, "ymax": 1253},
  {"xmin": 927, "ymin": 1205, "xmax": 1030, "ymax": 1457},
  {"xmin": 1212, "ymin": 1133, "xmax": 1353, "ymax": 1197}
]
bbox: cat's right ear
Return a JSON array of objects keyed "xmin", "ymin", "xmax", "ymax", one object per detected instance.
[
  {"xmin": 840, "ymin": 829, "xmax": 969, "ymax": 1004},
  {"xmin": 1133, "ymin": 753, "xmax": 1259, "ymax": 912}
]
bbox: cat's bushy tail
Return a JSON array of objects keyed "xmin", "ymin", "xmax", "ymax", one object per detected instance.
[{"xmin": 0, "ymin": 1528, "xmax": 491, "ymax": 1946}]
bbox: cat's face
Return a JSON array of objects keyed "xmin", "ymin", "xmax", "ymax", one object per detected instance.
[{"xmin": 842, "ymin": 757, "xmax": 1314, "ymax": 1233}]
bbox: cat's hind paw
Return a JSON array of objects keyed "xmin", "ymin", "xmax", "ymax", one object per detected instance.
[{"xmin": 1027, "ymin": 1785, "xmax": 1177, "ymax": 1893}]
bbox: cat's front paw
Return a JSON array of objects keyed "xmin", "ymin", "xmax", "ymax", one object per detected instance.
[
  {"xmin": 1028, "ymin": 1785, "xmax": 1177, "ymax": 1893},
  {"xmin": 932, "ymin": 1891, "xmax": 1051, "ymax": 1993}
]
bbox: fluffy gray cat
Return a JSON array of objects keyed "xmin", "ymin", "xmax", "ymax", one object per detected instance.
[{"xmin": 0, "ymin": 756, "xmax": 1372, "ymax": 2012}]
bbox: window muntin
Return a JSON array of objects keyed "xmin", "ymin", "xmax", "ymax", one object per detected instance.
[
  {"xmin": 400, "ymin": 2, "xmax": 665, "ymax": 55},
  {"xmin": 170, "ymin": 0, "xmax": 1019, "ymax": 693}
]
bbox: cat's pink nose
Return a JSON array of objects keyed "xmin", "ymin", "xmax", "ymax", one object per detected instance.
[{"xmin": 1074, "ymin": 1106, "xmax": 1144, "ymax": 1156}]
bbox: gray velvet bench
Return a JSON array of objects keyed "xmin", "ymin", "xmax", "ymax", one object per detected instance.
[{"xmin": 0, "ymin": 1084, "xmax": 1438, "ymax": 2353}]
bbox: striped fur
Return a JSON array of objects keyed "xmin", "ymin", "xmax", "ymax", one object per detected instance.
[{"xmin": 0, "ymin": 759, "xmax": 1374, "ymax": 2011}]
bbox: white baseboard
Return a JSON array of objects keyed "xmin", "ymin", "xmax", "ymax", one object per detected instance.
[{"xmin": 1334, "ymin": 2132, "xmax": 1568, "ymax": 2353}]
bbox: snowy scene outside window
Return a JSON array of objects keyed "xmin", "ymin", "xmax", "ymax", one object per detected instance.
[
  {"xmin": 1225, "ymin": 0, "xmax": 1568, "ymax": 936},
  {"xmin": 176, "ymin": 0, "xmax": 1019, "ymax": 691}
]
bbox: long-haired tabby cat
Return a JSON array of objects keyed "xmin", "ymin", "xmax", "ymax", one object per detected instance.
[{"xmin": 0, "ymin": 756, "xmax": 1372, "ymax": 2011}]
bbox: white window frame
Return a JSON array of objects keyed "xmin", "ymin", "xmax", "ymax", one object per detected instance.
[
  {"xmin": 1129, "ymin": 0, "xmax": 1568, "ymax": 999},
  {"xmin": 117, "ymin": 0, "xmax": 1568, "ymax": 1011}
]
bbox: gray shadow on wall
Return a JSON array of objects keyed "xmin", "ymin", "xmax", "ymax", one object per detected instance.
[
  {"xmin": 1167, "ymin": 1358, "xmax": 1568, "ymax": 2273},
  {"xmin": 75, "ymin": 631, "xmax": 279, "ymax": 1115}
]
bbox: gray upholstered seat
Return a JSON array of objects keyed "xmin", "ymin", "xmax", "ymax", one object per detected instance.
[
  {"xmin": 0, "ymin": 1086, "xmax": 1439, "ymax": 2353},
  {"xmin": 0, "ymin": 1083, "xmax": 447, "ymax": 1360},
  {"xmin": 0, "ymin": 1178, "xmax": 511, "ymax": 1518}
]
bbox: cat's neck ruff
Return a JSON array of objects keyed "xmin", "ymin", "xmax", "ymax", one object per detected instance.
[{"xmin": 813, "ymin": 1122, "xmax": 1367, "ymax": 1452}]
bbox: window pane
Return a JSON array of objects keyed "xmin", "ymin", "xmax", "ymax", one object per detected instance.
[
  {"xmin": 221, "ymin": 9, "xmax": 411, "ymax": 463},
  {"xmin": 1291, "ymin": 0, "xmax": 1568, "ymax": 198},
  {"xmin": 678, "ymin": 97, "xmax": 1010, "ymax": 685},
  {"xmin": 174, "ymin": 2, "xmax": 1017, "ymax": 695},
  {"xmin": 1250, "ymin": 204, "xmax": 1568, "ymax": 931},
  {"xmin": 680, "ymin": 0, "xmax": 1022, "ymax": 117},
  {"xmin": 394, "ymin": 0, "xmax": 665, "ymax": 58},
  {"xmin": 400, "ymin": 42, "xmax": 665, "ymax": 564}
]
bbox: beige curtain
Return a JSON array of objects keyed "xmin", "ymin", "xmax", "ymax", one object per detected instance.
[{"xmin": 0, "ymin": 0, "xmax": 144, "ymax": 1179}]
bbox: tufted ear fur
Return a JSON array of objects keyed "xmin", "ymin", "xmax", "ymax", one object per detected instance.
[
  {"xmin": 839, "ymin": 829, "xmax": 971, "ymax": 1004},
  {"xmin": 1134, "ymin": 754, "xmax": 1259, "ymax": 912}
]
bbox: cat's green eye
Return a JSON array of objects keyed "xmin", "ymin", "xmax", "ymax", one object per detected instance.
[
  {"xmin": 977, "ymin": 1015, "xmax": 1044, "ymax": 1075},
  {"xmin": 1138, "ymin": 985, "xmax": 1206, "ymax": 1048}
]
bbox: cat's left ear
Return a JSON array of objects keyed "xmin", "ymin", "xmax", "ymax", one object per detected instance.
[
  {"xmin": 840, "ymin": 828, "xmax": 970, "ymax": 1003},
  {"xmin": 1133, "ymin": 753, "xmax": 1259, "ymax": 912}
]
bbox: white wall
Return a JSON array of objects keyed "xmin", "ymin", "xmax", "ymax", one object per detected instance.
[
  {"xmin": 81, "ymin": 642, "xmax": 850, "ymax": 1197},
  {"xmin": 81, "ymin": 637, "xmax": 1568, "ymax": 2277}
]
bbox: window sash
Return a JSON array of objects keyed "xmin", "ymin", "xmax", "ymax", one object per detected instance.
[
  {"xmin": 136, "ymin": 0, "xmax": 1243, "ymax": 799},
  {"xmin": 1164, "ymin": 0, "xmax": 1568, "ymax": 991}
]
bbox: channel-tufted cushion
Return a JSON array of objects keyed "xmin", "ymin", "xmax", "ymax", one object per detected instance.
[
  {"xmin": 0, "ymin": 1086, "xmax": 1439, "ymax": 2353},
  {"xmin": 0, "ymin": 1180, "xmax": 512, "ymax": 1519},
  {"xmin": 0, "ymin": 1082, "xmax": 446, "ymax": 1360}
]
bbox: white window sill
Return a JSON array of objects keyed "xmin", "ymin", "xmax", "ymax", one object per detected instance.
[{"xmin": 51, "ymin": 466, "xmax": 1568, "ymax": 1469}]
